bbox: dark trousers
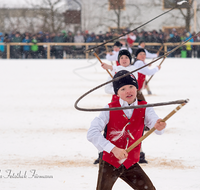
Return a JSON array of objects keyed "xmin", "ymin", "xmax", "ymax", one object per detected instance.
[
  {"xmin": 96, "ymin": 159, "xmax": 155, "ymax": 190},
  {"xmin": 137, "ymin": 90, "xmax": 146, "ymax": 101},
  {"xmin": 55, "ymin": 50, "xmax": 63, "ymax": 59},
  {"xmin": 23, "ymin": 51, "xmax": 30, "ymax": 59},
  {"xmin": 31, "ymin": 51, "xmax": 38, "ymax": 59}
]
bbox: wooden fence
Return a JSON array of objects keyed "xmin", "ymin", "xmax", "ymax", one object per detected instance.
[{"xmin": 0, "ymin": 42, "xmax": 200, "ymax": 59}]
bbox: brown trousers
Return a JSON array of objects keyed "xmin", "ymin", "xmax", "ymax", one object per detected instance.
[{"xmin": 96, "ymin": 159, "xmax": 155, "ymax": 190}]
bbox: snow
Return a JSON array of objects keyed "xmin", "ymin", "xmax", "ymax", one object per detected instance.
[{"xmin": 0, "ymin": 58, "xmax": 200, "ymax": 189}]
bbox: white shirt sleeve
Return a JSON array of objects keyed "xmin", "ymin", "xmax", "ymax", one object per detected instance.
[
  {"xmin": 105, "ymin": 76, "xmax": 115, "ymax": 95},
  {"xmin": 106, "ymin": 51, "xmax": 118, "ymax": 61},
  {"xmin": 87, "ymin": 105, "xmax": 115, "ymax": 153},
  {"xmin": 145, "ymin": 107, "xmax": 165, "ymax": 135},
  {"xmin": 134, "ymin": 60, "xmax": 159, "ymax": 76},
  {"xmin": 145, "ymin": 49, "xmax": 158, "ymax": 59},
  {"xmin": 129, "ymin": 35, "xmax": 136, "ymax": 41}
]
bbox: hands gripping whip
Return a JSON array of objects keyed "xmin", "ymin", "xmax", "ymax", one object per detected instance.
[
  {"xmin": 118, "ymin": 99, "xmax": 189, "ymax": 164},
  {"xmin": 93, "ymin": 50, "xmax": 113, "ymax": 78},
  {"xmin": 127, "ymin": 100, "xmax": 189, "ymax": 153}
]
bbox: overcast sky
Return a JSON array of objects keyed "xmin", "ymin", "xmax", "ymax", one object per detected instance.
[
  {"xmin": 2, "ymin": 0, "xmax": 67, "ymax": 8},
  {"xmin": 3, "ymin": 0, "xmax": 31, "ymax": 6}
]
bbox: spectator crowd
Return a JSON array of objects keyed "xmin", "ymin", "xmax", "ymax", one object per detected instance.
[{"xmin": 0, "ymin": 28, "xmax": 200, "ymax": 59}]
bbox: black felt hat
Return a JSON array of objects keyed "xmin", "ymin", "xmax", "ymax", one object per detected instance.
[
  {"xmin": 135, "ymin": 48, "xmax": 146, "ymax": 58},
  {"xmin": 114, "ymin": 41, "xmax": 122, "ymax": 48},
  {"xmin": 118, "ymin": 49, "xmax": 132, "ymax": 64},
  {"xmin": 113, "ymin": 70, "xmax": 138, "ymax": 95}
]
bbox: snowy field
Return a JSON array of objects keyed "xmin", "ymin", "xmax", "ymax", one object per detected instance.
[{"xmin": 0, "ymin": 58, "xmax": 200, "ymax": 190}]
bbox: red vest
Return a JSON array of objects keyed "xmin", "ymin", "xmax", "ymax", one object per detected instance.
[
  {"xmin": 116, "ymin": 61, "xmax": 120, "ymax": 66},
  {"xmin": 111, "ymin": 94, "xmax": 119, "ymax": 102},
  {"xmin": 103, "ymin": 100, "xmax": 147, "ymax": 169},
  {"xmin": 138, "ymin": 72, "xmax": 146, "ymax": 90}
]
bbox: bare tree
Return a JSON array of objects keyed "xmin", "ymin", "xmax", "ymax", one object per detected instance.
[
  {"xmin": 0, "ymin": 8, "xmax": 41, "ymax": 33},
  {"xmin": 25, "ymin": 0, "xmax": 67, "ymax": 33},
  {"xmin": 93, "ymin": 0, "xmax": 141, "ymax": 33},
  {"xmin": 152, "ymin": 0, "xmax": 200, "ymax": 32}
]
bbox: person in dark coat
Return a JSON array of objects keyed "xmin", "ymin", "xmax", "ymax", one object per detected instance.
[
  {"xmin": 168, "ymin": 31, "xmax": 181, "ymax": 57},
  {"xmin": 11, "ymin": 32, "xmax": 22, "ymax": 59},
  {"xmin": 65, "ymin": 31, "xmax": 74, "ymax": 58},
  {"xmin": 53, "ymin": 32, "xmax": 64, "ymax": 59},
  {"xmin": 37, "ymin": 32, "xmax": 45, "ymax": 58},
  {"xmin": 43, "ymin": 34, "xmax": 51, "ymax": 59}
]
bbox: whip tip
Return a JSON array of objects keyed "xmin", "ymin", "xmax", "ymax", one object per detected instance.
[
  {"xmin": 177, "ymin": 1, "xmax": 188, "ymax": 5},
  {"xmin": 185, "ymin": 99, "xmax": 190, "ymax": 103}
]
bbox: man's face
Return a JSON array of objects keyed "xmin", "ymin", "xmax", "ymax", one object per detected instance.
[
  {"xmin": 140, "ymin": 42, "xmax": 145, "ymax": 48},
  {"xmin": 119, "ymin": 55, "xmax": 130, "ymax": 67},
  {"xmin": 137, "ymin": 52, "xmax": 146, "ymax": 62},
  {"xmin": 113, "ymin": 46, "xmax": 120, "ymax": 52},
  {"xmin": 117, "ymin": 85, "xmax": 137, "ymax": 104}
]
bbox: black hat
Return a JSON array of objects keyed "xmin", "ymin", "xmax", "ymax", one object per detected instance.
[
  {"xmin": 113, "ymin": 70, "xmax": 138, "ymax": 95},
  {"xmin": 139, "ymin": 40, "xmax": 145, "ymax": 45},
  {"xmin": 135, "ymin": 48, "xmax": 146, "ymax": 58},
  {"xmin": 118, "ymin": 49, "xmax": 132, "ymax": 64},
  {"xmin": 114, "ymin": 41, "xmax": 122, "ymax": 48}
]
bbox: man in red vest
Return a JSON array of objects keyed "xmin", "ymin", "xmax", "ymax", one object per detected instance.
[
  {"xmin": 133, "ymin": 48, "xmax": 161, "ymax": 100},
  {"xmin": 106, "ymin": 41, "xmax": 122, "ymax": 66},
  {"xmin": 87, "ymin": 70, "xmax": 166, "ymax": 190}
]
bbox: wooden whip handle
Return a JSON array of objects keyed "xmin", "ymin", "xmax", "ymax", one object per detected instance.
[
  {"xmin": 126, "ymin": 102, "xmax": 187, "ymax": 153},
  {"xmin": 146, "ymin": 56, "xmax": 166, "ymax": 85},
  {"xmin": 93, "ymin": 52, "xmax": 113, "ymax": 78},
  {"xmin": 157, "ymin": 45, "xmax": 163, "ymax": 55}
]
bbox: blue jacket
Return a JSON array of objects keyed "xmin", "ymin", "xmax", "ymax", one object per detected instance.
[
  {"xmin": 0, "ymin": 36, "xmax": 4, "ymax": 52},
  {"xmin": 185, "ymin": 33, "xmax": 194, "ymax": 50},
  {"xmin": 22, "ymin": 38, "xmax": 31, "ymax": 51}
]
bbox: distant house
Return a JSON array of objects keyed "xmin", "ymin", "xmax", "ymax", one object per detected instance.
[
  {"xmin": 0, "ymin": 0, "xmax": 199, "ymax": 34},
  {"xmin": 0, "ymin": 8, "xmax": 50, "ymax": 33}
]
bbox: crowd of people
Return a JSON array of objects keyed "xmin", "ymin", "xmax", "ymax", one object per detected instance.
[{"xmin": 0, "ymin": 28, "xmax": 200, "ymax": 59}]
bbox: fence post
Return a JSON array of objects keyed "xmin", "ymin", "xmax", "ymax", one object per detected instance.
[
  {"xmin": 6, "ymin": 43, "xmax": 10, "ymax": 59},
  {"xmin": 85, "ymin": 44, "xmax": 88, "ymax": 59},
  {"xmin": 164, "ymin": 44, "xmax": 167, "ymax": 55},
  {"xmin": 47, "ymin": 44, "xmax": 51, "ymax": 59}
]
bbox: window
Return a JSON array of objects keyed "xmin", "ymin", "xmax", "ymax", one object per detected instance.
[
  {"xmin": 109, "ymin": 27, "xmax": 126, "ymax": 33},
  {"xmin": 109, "ymin": 0, "xmax": 125, "ymax": 10},
  {"xmin": 163, "ymin": 0, "xmax": 188, "ymax": 9},
  {"xmin": 64, "ymin": 10, "xmax": 81, "ymax": 24}
]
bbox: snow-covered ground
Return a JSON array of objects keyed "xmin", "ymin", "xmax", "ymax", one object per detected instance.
[{"xmin": 0, "ymin": 58, "xmax": 199, "ymax": 190}]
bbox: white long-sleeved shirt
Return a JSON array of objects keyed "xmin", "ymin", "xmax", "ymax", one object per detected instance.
[
  {"xmin": 106, "ymin": 46, "xmax": 133, "ymax": 62},
  {"xmin": 106, "ymin": 51, "xmax": 119, "ymax": 62},
  {"xmin": 104, "ymin": 65, "xmax": 138, "ymax": 95},
  {"xmin": 121, "ymin": 46, "xmax": 133, "ymax": 55},
  {"xmin": 134, "ymin": 60, "xmax": 159, "ymax": 76},
  {"xmin": 87, "ymin": 98, "xmax": 165, "ymax": 153},
  {"xmin": 138, "ymin": 45, "xmax": 157, "ymax": 59}
]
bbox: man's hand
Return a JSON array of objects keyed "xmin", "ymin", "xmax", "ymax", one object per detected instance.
[
  {"xmin": 101, "ymin": 62, "xmax": 113, "ymax": 71},
  {"xmin": 157, "ymin": 65, "xmax": 161, "ymax": 70},
  {"xmin": 111, "ymin": 146, "xmax": 128, "ymax": 160},
  {"xmin": 106, "ymin": 51, "xmax": 113, "ymax": 55},
  {"xmin": 154, "ymin": 119, "xmax": 166, "ymax": 131}
]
